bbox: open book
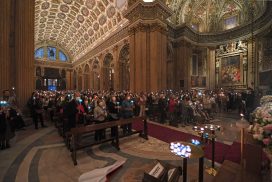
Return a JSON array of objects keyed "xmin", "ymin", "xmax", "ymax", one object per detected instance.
[{"xmin": 78, "ymin": 160, "xmax": 126, "ymax": 182}]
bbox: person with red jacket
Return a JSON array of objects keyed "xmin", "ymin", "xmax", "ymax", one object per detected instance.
[{"xmin": 168, "ymin": 95, "xmax": 177, "ymax": 124}]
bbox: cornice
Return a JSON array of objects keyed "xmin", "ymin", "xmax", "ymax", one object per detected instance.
[
  {"xmin": 128, "ymin": 19, "xmax": 168, "ymax": 35},
  {"xmin": 124, "ymin": 0, "xmax": 173, "ymax": 24},
  {"xmin": 73, "ymin": 24, "xmax": 130, "ymax": 67},
  {"xmin": 35, "ymin": 60, "xmax": 72, "ymax": 69},
  {"xmin": 72, "ymin": 1, "xmax": 272, "ymax": 68}
]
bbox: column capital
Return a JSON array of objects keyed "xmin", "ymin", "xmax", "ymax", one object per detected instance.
[
  {"xmin": 124, "ymin": 0, "xmax": 173, "ymax": 25},
  {"xmin": 128, "ymin": 20, "xmax": 168, "ymax": 35}
]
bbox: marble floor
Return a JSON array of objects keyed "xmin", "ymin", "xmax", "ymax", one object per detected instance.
[{"xmin": 0, "ymin": 113, "xmax": 246, "ymax": 182}]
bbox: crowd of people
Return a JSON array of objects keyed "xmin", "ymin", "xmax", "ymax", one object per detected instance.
[
  {"xmin": 0, "ymin": 88, "xmax": 257, "ymax": 148},
  {"xmin": 27, "ymin": 88, "xmax": 256, "ymax": 128},
  {"xmin": 0, "ymin": 90, "xmax": 25, "ymax": 150}
]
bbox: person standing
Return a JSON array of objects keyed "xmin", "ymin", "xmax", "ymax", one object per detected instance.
[
  {"xmin": 121, "ymin": 95, "xmax": 134, "ymax": 135},
  {"xmin": 28, "ymin": 92, "xmax": 45, "ymax": 129},
  {"xmin": 63, "ymin": 92, "xmax": 80, "ymax": 131},
  {"xmin": 94, "ymin": 100, "xmax": 108, "ymax": 141},
  {"xmin": 138, "ymin": 94, "xmax": 146, "ymax": 117},
  {"xmin": 107, "ymin": 96, "xmax": 120, "ymax": 137},
  {"xmin": 158, "ymin": 94, "xmax": 167, "ymax": 124}
]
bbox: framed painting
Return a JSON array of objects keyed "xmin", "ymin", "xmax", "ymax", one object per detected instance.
[
  {"xmin": 220, "ymin": 54, "xmax": 242, "ymax": 86},
  {"xmin": 191, "ymin": 76, "xmax": 206, "ymax": 88}
]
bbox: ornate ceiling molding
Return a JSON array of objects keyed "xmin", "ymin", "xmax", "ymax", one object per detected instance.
[
  {"xmin": 166, "ymin": 0, "xmax": 266, "ymax": 32},
  {"xmin": 35, "ymin": 59, "xmax": 73, "ymax": 69},
  {"xmin": 73, "ymin": 22, "xmax": 130, "ymax": 67},
  {"xmin": 35, "ymin": 0, "xmax": 126, "ymax": 62}
]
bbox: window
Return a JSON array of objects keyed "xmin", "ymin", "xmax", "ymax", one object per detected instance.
[
  {"xmin": 47, "ymin": 46, "xmax": 56, "ymax": 61},
  {"xmin": 48, "ymin": 79, "xmax": 58, "ymax": 91},
  {"xmin": 191, "ymin": 24, "xmax": 199, "ymax": 31},
  {"xmin": 225, "ymin": 16, "xmax": 237, "ymax": 30},
  {"xmin": 35, "ymin": 47, "xmax": 44, "ymax": 59},
  {"xmin": 35, "ymin": 46, "xmax": 69, "ymax": 62},
  {"xmin": 59, "ymin": 51, "xmax": 68, "ymax": 62}
]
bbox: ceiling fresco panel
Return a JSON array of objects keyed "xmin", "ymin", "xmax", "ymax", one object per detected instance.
[{"xmin": 35, "ymin": 0, "xmax": 127, "ymax": 61}]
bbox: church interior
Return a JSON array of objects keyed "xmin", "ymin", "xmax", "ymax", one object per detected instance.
[{"xmin": 1, "ymin": 0, "xmax": 272, "ymax": 181}]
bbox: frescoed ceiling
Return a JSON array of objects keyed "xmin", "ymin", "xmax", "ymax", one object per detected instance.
[
  {"xmin": 166, "ymin": 0, "xmax": 266, "ymax": 32},
  {"xmin": 35, "ymin": 0, "xmax": 127, "ymax": 62},
  {"xmin": 35, "ymin": 0, "xmax": 267, "ymax": 62}
]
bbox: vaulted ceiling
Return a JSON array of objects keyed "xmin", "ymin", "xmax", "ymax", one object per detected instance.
[
  {"xmin": 167, "ymin": 0, "xmax": 266, "ymax": 32},
  {"xmin": 35, "ymin": 0, "xmax": 127, "ymax": 62},
  {"xmin": 35, "ymin": 0, "xmax": 267, "ymax": 62}
]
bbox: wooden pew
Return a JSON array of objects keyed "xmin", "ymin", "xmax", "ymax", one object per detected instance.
[{"xmin": 70, "ymin": 117, "xmax": 147, "ymax": 165}]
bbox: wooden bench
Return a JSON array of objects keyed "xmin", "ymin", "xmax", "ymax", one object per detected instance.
[{"xmin": 70, "ymin": 117, "xmax": 148, "ymax": 165}]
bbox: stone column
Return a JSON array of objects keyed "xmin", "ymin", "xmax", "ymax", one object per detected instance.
[
  {"xmin": 247, "ymin": 39, "xmax": 257, "ymax": 89},
  {"xmin": 97, "ymin": 54, "xmax": 104, "ymax": 91},
  {"xmin": 66, "ymin": 69, "xmax": 72, "ymax": 90},
  {"xmin": 14, "ymin": 0, "xmax": 35, "ymax": 107},
  {"xmin": 207, "ymin": 47, "xmax": 216, "ymax": 89},
  {"xmin": 124, "ymin": 0, "xmax": 172, "ymax": 92},
  {"xmin": 113, "ymin": 45, "xmax": 119, "ymax": 91},
  {"xmin": 175, "ymin": 41, "xmax": 192, "ymax": 90},
  {"xmin": 0, "ymin": 0, "xmax": 12, "ymax": 92}
]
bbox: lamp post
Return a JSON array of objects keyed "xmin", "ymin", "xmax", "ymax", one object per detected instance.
[
  {"xmin": 236, "ymin": 114, "xmax": 250, "ymax": 168},
  {"xmin": 193, "ymin": 124, "xmax": 220, "ymax": 176}
]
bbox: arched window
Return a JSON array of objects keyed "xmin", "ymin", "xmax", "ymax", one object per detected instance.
[
  {"xmin": 34, "ymin": 46, "xmax": 69, "ymax": 62},
  {"xmin": 59, "ymin": 51, "xmax": 68, "ymax": 62},
  {"xmin": 35, "ymin": 47, "xmax": 44, "ymax": 59},
  {"xmin": 47, "ymin": 46, "xmax": 56, "ymax": 61}
]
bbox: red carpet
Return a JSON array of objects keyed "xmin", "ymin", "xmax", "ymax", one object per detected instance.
[{"xmin": 132, "ymin": 120, "xmax": 269, "ymax": 164}]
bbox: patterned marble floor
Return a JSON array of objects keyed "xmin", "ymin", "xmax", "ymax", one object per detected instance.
[{"xmin": 0, "ymin": 114, "xmax": 242, "ymax": 182}]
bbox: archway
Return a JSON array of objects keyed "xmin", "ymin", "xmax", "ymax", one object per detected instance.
[
  {"xmin": 78, "ymin": 68, "xmax": 83, "ymax": 91},
  {"xmin": 167, "ymin": 41, "xmax": 174, "ymax": 89},
  {"xmin": 119, "ymin": 44, "xmax": 130, "ymax": 91},
  {"xmin": 36, "ymin": 79, "xmax": 42, "ymax": 90},
  {"xmin": 103, "ymin": 53, "xmax": 114, "ymax": 90},
  {"xmin": 73, "ymin": 70, "xmax": 77, "ymax": 90},
  {"xmin": 84, "ymin": 64, "xmax": 90, "ymax": 90},
  {"xmin": 92, "ymin": 59, "xmax": 100, "ymax": 91}
]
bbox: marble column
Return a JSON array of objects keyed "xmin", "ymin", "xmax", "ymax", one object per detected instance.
[
  {"xmin": 247, "ymin": 39, "xmax": 257, "ymax": 89},
  {"xmin": 207, "ymin": 47, "xmax": 216, "ymax": 89},
  {"xmin": 174, "ymin": 40, "xmax": 192, "ymax": 90},
  {"xmin": 0, "ymin": 0, "xmax": 12, "ymax": 92},
  {"xmin": 113, "ymin": 45, "xmax": 119, "ymax": 91},
  {"xmin": 66, "ymin": 69, "xmax": 72, "ymax": 90},
  {"xmin": 14, "ymin": 0, "xmax": 35, "ymax": 107},
  {"xmin": 124, "ymin": 0, "xmax": 172, "ymax": 92}
]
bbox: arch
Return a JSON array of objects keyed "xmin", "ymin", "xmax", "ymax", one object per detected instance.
[
  {"xmin": 92, "ymin": 58, "xmax": 101, "ymax": 90},
  {"xmin": 103, "ymin": 53, "xmax": 114, "ymax": 90},
  {"xmin": 61, "ymin": 69, "xmax": 66, "ymax": 78},
  {"xmin": 36, "ymin": 66, "xmax": 42, "ymax": 77},
  {"xmin": 34, "ymin": 46, "xmax": 70, "ymax": 62},
  {"xmin": 36, "ymin": 79, "xmax": 42, "ymax": 90},
  {"xmin": 167, "ymin": 41, "xmax": 174, "ymax": 89},
  {"xmin": 78, "ymin": 68, "xmax": 83, "ymax": 91},
  {"xmin": 118, "ymin": 44, "xmax": 130, "ymax": 91},
  {"xmin": 103, "ymin": 53, "xmax": 113, "ymax": 67},
  {"xmin": 84, "ymin": 64, "xmax": 91, "ymax": 89},
  {"xmin": 73, "ymin": 70, "xmax": 77, "ymax": 90}
]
